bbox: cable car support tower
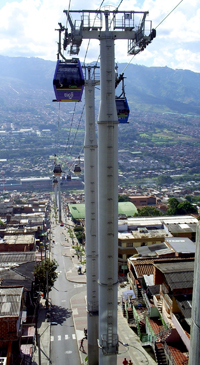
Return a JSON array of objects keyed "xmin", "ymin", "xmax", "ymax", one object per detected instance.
[
  {"xmin": 63, "ymin": 8, "xmax": 155, "ymax": 365},
  {"xmin": 83, "ymin": 65, "xmax": 100, "ymax": 365}
]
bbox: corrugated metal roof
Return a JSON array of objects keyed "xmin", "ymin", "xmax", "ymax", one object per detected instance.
[
  {"xmin": 127, "ymin": 215, "xmax": 198, "ymax": 226},
  {"xmin": 136, "ymin": 242, "xmax": 168, "ymax": 257},
  {"xmin": 167, "ymin": 223, "xmax": 196, "ymax": 234},
  {"xmin": 166, "ymin": 237, "xmax": 196, "ymax": 253},
  {"xmin": 164, "ymin": 272, "xmax": 194, "ymax": 290},
  {"xmin": 175, "ymin": 295, "xmax": 192, "ymax": 323},
  {"xmin": 154, "ymin": 260, "xmax": 194, "ymax": 273},
  {"xmin": 0, "ymin": 252, "xmax": 36, "ymax": 266},
  {"xmin": 0, "ymin": 287, "xmax": 23, "ymax": 317},
  {"xmin": 3, "ymin": 234, "xmax": 34, "ymax": 245}
]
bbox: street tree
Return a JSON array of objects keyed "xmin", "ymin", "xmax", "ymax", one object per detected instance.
[{"xmin": 34, "ymin": 258, "xmax": 58, "ymax": 297}]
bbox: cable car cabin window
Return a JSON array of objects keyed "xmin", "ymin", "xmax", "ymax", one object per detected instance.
[{"xmin": 53, "ymin": 59, "xmax": 85, "ymax": 102}]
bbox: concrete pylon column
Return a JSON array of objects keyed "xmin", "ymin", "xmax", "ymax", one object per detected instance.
[
  {"xmin": 98, "ymin": 33, "xmax": 119, "ymax": 365},
  {"xmin": 55, "ymin": 184, "xmax": 58, "ymax": 207},
  {"xmin": 84, "ymin": 75, "xmax": 99, "ymax": 364},
  {"xmin": 189, "ymin": 222, "xmax": 200, "ymax": 365},
  {"xmin": 58, "ymin": 176, "xmax": 61, "ymax": 222}
]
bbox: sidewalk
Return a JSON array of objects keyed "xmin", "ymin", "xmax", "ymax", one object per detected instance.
[
  {"xmin": 67, "ymin": 255, "xmax": 157, "ymax": 365},
  {"xmin": 32, "ymin": 298, "xmax": 51, "ymax": 365}
]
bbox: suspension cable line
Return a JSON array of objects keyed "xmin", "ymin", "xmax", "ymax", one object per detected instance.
[
  {"xmin": 64, "ymin": 102, "xmax": 77, "ymax": 157},
  {"xmin": 83, "ymin": 0, "xmax": 106, "ymax": 65},
  {"xmin": 120, "ymin": 0, "xmax": 185, "ymax": 75},
  {"xmin": 56, "ymin": 102, "xmax": 60, "ymax": 156},
  {"xmin": 69, "ymin": 105, "xmax": 85, "ymax": 156},
  {"xmin": 155, "ymin": 0, "xmax": 184, "ymax": 30}
]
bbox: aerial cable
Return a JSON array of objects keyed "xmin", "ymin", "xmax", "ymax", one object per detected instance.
[
  {"xmin": 120, "ymin": 0, "xmax": 185, "ymax": 75},
  {"xmin": 83, "ymin": 0, "xmax": 106, "ymax": 65},
  {"xmin": 56, "ymin": 102, "xmax": 60, "ymax": 156},
  {"xmin": 92, "ymin": 0, "xmax": 123, "ymax": 75},
  {"xmin": 155, "ymin": 0, "xmax": 184, "ymax": 29},
  {"xmin": 69, "ymin": 105, "xmax": 85, "ymax": 156},
  {"xmin": 65, "ymin": 102, "xmax": 77, "ymax": 157},
  {"xmin": 65, "ymin": 0, "xmax": 71, "ymax": 29}
]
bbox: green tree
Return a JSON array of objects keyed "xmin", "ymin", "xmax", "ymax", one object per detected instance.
[
  {"xmin": 166, "ymin": 197, "xmax": 179, "ymax": 215},
  {"xmin": 134, "ymin": 206, "xmax": 163, "ymax": 217},
  {"xmin": 118, "ymin": 194, "xmax": 130, "ymax": 202},
  {"xmin": 0, "ymin": 220, "xmax": 5, "ymax": 227},
  {"xmin": 176, "ymin": 201, "xmax": 198, "ymax": 215},
  {"xmin": 157, "ymin": 175, "xmax": 173, "ymax": 186},
  {"xmin": 185, "ymin": 195, "xmax": 192, "ymax": 203},
  {"xmin": 167, "ymin": 198, "xmax": 198, "ymax": 215},
  {"xmin": 34, "ymin": 258, "xmax": 58, "ymax": 297}
]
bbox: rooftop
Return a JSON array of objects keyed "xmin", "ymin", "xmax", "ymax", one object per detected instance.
[
  {"xmin": 166, "ymin": 237, "xmax": 196, "ymax": 253},
  {"xmin": 0, "ymin": 287, "xmax": 23, "ymax": 317}
]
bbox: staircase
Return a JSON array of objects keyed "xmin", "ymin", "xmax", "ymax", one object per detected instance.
[
  {"xmin": 139, "ymin": 319, "xmax": 146, "ymax": 334},
  {"xmin": 155, "ymin": 343, "xmax": 168, "ymax": 365},
  {"xmin": 121, "ymin": 300, "xmax": 126, "ymax": 317},
  {"xmin": 157, "ymin": 297, "xmax": 163, "ymax": 313},
  {"xmin": 127, "ymin": 307, "xmax": 134, "ymax": 323}
]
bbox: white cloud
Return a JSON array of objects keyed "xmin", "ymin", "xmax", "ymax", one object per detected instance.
[{"xmin": 0, "ymin": 0, "xmax": 200, "ymax": 72}]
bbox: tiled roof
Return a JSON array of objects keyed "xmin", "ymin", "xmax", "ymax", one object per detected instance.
[
  {"xmin": 167, "ymin": 345, "xmax": 188, "ymax": 365},
  {"xmin": 148, "ymin": 317, "xmax": 164, "ymax": 335},
  {"xmin": 133, "ymin": 260, "xmax": 155, "ymax": 277}
]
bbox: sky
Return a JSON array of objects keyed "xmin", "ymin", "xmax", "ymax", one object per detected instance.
[{"xmin": 0, "ymin": 0, "xmax": 200, "ymax": 73}]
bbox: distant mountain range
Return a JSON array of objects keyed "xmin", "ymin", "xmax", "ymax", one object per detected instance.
[{"xmin": 1, "ymin": 55, "xmax": 200, "ymax": 115}]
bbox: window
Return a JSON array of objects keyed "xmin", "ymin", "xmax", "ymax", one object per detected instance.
[{"xmin": 126, "ymin": 242, "xmax": 133, "ymax": 247}]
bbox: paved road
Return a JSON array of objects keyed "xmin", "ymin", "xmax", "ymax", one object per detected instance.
[{"xmin": 50, "ymin": 217, "xmax": 86, "ymax": 365}]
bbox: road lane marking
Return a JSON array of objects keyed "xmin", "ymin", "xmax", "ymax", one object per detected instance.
[
  {"xmin": 58, "ymin": 335, "xmax": 61, "ymax": 341},
  {"xmin": 65, "ymin": 335, "xmax": 69, "ymax": 340},
  {"xmin": 51, "ymin": 336, "xmax": 54, "ymax": 342},
  {"xmin": 72, "ymin": 334, "xmax": 76, "ymax": 340},
  {"xmin": 74, "ymin": 284, "xmax": 84, "ymax": 288}
]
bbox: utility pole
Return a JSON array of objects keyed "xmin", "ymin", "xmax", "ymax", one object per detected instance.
[
  {"xmin": 63, "ymin": 9, "xmax": 155, "ymax": 364},
  {"xmin": 84, "ymin": 65, "xmax": 99, "ymax": 365}
]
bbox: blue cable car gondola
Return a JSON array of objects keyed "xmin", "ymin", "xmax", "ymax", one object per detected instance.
[
  {"xmin": 115, "ymin": 66, "xmax": 130, "ymax": 124},
  {"xmin": 53, "ymin": 59, "xmax": 84, "ymax": 102},
  {"xmin": 116, "ymin": 96, "xmax": 130, "ymax": 124}
]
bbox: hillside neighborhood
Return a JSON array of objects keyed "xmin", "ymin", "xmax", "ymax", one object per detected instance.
[{"xmin": 0, "ymin": 187, "xmax": 199, "ymax": 364}]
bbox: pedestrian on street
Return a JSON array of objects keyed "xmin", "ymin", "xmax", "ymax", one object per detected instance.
[
  {"xmin": 79, "ymin": 337, "xmax": 84, "ymax": 351},
  {"xmin": 84, "ymin": 328, "xmax": 87, "ymax": 339},
  {"xmin": 128, "ymin": 360, "xmax": 133, "ymax": 365},
  {"xmin": 123, "ymin": 358, "xmax": 128, "ymax": 365}
]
